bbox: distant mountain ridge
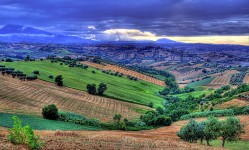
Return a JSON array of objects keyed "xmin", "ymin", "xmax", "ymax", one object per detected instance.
[
  {"xmin": 0, "ymin": 24, "xmax": 52, "ymax": 35},
  {"xmin": 0, "ymin": 24, "xmax": 95, "ymax": 44}
]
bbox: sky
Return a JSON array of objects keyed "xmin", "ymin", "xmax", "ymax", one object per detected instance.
[{"xmin": 0, "ymin": 0, "xmax": 249, "ymax": 45}]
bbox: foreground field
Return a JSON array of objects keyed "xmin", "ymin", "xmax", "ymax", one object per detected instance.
[
  {"xmin": 81, "ymin": 61, "xmax": 166, "ymax": 86},
  {"xmin": 1, "ymin": 115, "xmax": 249, "ymax": 149},
  {"xmin": 0, "ymin": 60, "xmax": 164, "ymax": 107},
  {"xmin": 0, "ymin": 75, "xmax": 150, "ymax": 122}
]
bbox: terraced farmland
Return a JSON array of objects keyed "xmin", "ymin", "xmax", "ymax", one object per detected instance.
[
  {"xmin": 210, "ymin": 70, "xmax": 239, "ymax": 88},
  {"xmin": 0, "ymin": 75, "xmax": 150, "ymax": 122},
  {"xmin": 81, "ymin": 61, "xmax": 166, "ymax": 86}
]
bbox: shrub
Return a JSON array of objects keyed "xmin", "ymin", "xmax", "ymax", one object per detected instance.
[
  {"xmin": 7, "ymin": 116, "xmax": 44, "ymax": 149},
  {"xmin": 55, "ymin": 75, "xmax": 63, "ymax": 86},
  {"xmin": 97, "ymin": 83, "xmax": 107, "ymax": 95},
  {"xmin": 58, "ymin": 112, "xmax": 101, "ymax": 127},
  {"xmin": 48, "ymin": 75, "xmax": 53, "ymax": 79},
  {"xmin": 242, "ymin": 106, "xmax": 249, "ymax": 114},
  {"xmin": 33, "ymin": 70, "xmax": 39, "ymax": 75},
  {"xmin": 154, "ymin": 115, "xmax": 172, "ymax": 126},
  {"xmin": 86, "ymin": 84, "xmax": 97, "ymax": 95},
  {"xmin": 148, "ymin": 102, "xmax": 154, "ymax": 108},
  {"xmin": 5, "ymin": 58, "xmax": 13, "ymax": 62},
  {"xmin": 42, "ymin": 104, "xmax": 59, "ymax": 120},
  {"xmin": 113, "ymin": 114, "xmax": 122, "ymax": 122},
  {"xmin": 169, "ymin": 109, "xmax": 189, "ymax": 121}
]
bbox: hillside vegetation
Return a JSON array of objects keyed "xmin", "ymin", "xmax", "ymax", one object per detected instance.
[{"xmin": 0, "ymin": 60, "xmax": 164, "ymax": 107}]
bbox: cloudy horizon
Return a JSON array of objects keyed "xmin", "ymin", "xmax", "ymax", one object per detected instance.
[{"xmin": 0, "ymin": 0, "xmax": 249, "ymax": 45}]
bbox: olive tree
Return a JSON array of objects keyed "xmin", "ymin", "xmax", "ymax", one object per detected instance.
[{"xmin": 220, "ymin": 117, "xmax": 244, "ymax": 147}]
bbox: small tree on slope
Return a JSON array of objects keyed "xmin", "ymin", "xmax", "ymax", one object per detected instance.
[{"xmin": 220, "ymin": 117, "xmax": 244, "ymax": 147}]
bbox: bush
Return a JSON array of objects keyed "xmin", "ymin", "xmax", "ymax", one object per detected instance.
[
  {"xmin": 42, "ymin": 104, "xmax": 59, "ymax": 120},
  {"xmin": 55, "ymin": 75, "xmax": 63, "ymax": 86},
  {"xmin": 86, "ymin": 84, "xmax": 97, "ymax": 95},
  {"xmin": 48, "ymin": 75, "xmax": 53, "ymax": 79},
  {"xmin": 7, "ymin": 116, "xmax": 44, "ymax": 149},
  {"xmin": 148, "ymin": 102, "xmax": 154, "ymax": 108},
  {"xmin": 58, "ymin": 112, "xmax": 101, "ymax": 127},
  {"xmin": 5, "ymin": 58, "xmax": 13, "ymax": 62},
  {"xmin": 33, "ymin": 70, "xmax": 40, "ymax": 75},
  {"xmin": 97, "ymin": 83, "xmax": 107, "ymax": 95},
  {"xmin": 242, "ymin": 106, "xmax": 249, "ymax": 114},
  {"xmin": 169, "ymin": 109, "xmax": 189, "ymax": 121},
  {"xmin": 154, "ymin": 115, "xmax": 172, "ymax": 126}
]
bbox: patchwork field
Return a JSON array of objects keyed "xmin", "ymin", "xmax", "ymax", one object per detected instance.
[
  {"xmin": 81, "ymin": 61, "xmax": 166, "ymax": 86},
  {"xmin": 0, "ymin": 75, "xmax": 150, "ymax": 122},
  {"xmin": 0, "ymin": 60, "xmax": 164, "ymax": 107},
  {"xmin": 170, "ymin": 70, "xmax": 203, "ymax": 82},
  {"xmin": 209, "ymin": 70, "xmax": 239, "ymax": 89}
]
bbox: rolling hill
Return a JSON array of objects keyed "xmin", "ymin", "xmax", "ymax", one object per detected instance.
[
  {"xmin": 0, "ymin": 74, "xmax": 150, "ymax": 122},
  {"xmin": 0, "ymin": 60, "xmax": 164, "ymax": 107}
]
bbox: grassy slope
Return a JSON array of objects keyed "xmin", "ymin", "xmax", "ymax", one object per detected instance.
[
  {"xmin": 0, "ymin": 112, "xmax": 102, "ymax": 130},
  {"xmin": 1, "ymin": 60, "xmax": 164, "ymax": 107},
  {"xmin": 173, "ymin": 90, "xmax": 213, "ymax": 99},
  {"xmin": 187, "ymin": 77, "xmax": 215, "ymax": 88},
  {"xmin": 211, "ymin": 140, "xmax": 249, "ymax": 150}
]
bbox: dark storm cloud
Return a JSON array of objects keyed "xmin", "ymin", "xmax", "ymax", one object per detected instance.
[{"xmin": 0, "ymin": 0, "xmax": 249, "ymax": 36}]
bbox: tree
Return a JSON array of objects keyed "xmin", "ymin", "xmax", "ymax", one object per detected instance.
[
  {"xmin": 42, "ymin": 104, "xmax": 59, "ymax": 120},
  {"xmin": 204, "ymin": 116, "xmax": 221, "ymax": 145},
  {"xmin": 156, "ymin": 106, "xmax": 164, "ymax": 115},
  {"xmin": 33, "ymin": 70, "xmax": 39, "ymax": 75},
  {"xmin": 148, "ymin": 102, "xmax": 154, "ymax": 108},
  {"xmin": 55, "ymin": 75, "xmax": 63, "ymax": 86},
  {"xmin": 177, "ymin": 119, "xmax": 199, "ymax": 142},
  {"xmin": 97, "ymin": 83, "xmax": 107, "ymax": 95},
  {"xmin": 113, "ymin": 114, "xmax": 122, "ymax": 122},
  {"xmin": 87, "ymin": 84, "xmax": 97, "ymax": 95},
  {"xmin": 220, "ymin": 117, "xmax": 244, "ymax": 147},
  {"xmin": 25, "ymin": 55, "xmax": 30, "ymax": 61},
  {"xmin": 196, "ymin": 121, "xmax": 205, "ymax": 144},
  {"xmin": 154, "ymin": 115, "xmax": 172, "ymax": 126}
]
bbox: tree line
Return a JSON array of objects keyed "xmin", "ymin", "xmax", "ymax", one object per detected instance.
[{"xmin": 177, "ymin": 116, "xmax": 244, "ymax": 147}]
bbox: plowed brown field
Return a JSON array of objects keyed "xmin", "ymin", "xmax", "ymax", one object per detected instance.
[
  {"xmin": 0, "ymin": 75, "xmax": 150, "ymax": 122},
  {"xmin": 81, "ymin": 61, "xmax": 165, "ymax": 86}
]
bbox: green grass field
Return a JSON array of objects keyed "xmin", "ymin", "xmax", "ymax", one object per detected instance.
[
  {"xmin": 0, "ymin": 112, "xmax": 102, "ymax": 130},
  {"xmin": 187, "ymin": 77, "xmax": 214, "ymax": 88},
  {"xmin": 210, "ymin": 140, "xmax": 249, "ymax": 150},
  {"xmin": 173, "ymin": 90, "xmax": 213, "ymax": 99},
  {"xmin": 0, "ymin": 60, "xmax": 164, "ymax": 107}
]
